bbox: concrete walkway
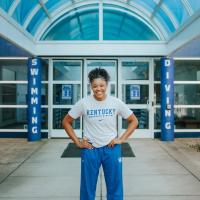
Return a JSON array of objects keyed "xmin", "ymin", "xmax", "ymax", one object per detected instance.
[{"xmin": 0, "ymin": 138, "xmax": 200, "ymax": 200}]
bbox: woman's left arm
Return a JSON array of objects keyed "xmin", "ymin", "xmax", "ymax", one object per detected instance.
[{"xmin": 108, "ymin": 114, "xmax": 138, "ymax": 147}]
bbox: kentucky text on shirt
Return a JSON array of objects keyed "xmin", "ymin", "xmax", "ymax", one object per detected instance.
[{"xmin": 87, "ymin": 108, "xmax": 116, "ymax": 117}]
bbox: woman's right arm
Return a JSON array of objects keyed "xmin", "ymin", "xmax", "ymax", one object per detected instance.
[{"xmin": 62, "ymin": 114, "xmax": 93, "ymax": 149}]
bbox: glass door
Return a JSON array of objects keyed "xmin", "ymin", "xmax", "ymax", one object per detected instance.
[
  {"xmin": 119, "ymin": 59, "xmax": 154, "ymax": 138},
  {"xmin": 50, "ymin": 60, "xmax": 83, "ymax": 138}
]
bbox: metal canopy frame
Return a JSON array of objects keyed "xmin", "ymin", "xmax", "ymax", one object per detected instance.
[{"xmin": 0, "ymin": 0, "xmax": 199, "ymax": 56}]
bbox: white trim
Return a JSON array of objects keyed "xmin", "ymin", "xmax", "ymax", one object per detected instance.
[
  {"xmin": 174, "ymin": 57, "xmax": 200, "ymax": 60},
  {"xmin": 154, "ymin": 129, "xmax": 200, "ymax": 132},
  {"xmin": 35, "ymin": 41, "xmax": 167, "ymax": 56},
  {"xmin": 35, "ymin": 0, "xmax": 165, "ymax": 41},
  {"xmin": 174, "ymin": 105, "xmax": 200, "ymax": 108},
  {"xmin": 38, "ymin": 0, "xmax": 51, "ymax": 19},
  {"xmin": 23, "ymin": 0, "xmax": 48, "ymax": 30},
  {"xmin": 8, "ymin": 0, "xmax": 21, "ymax": 16},
  {"xmin": 23, "ymin": 4, "xmax": 41, "ymax": 29},
  {"xmin": 161, "ymin": 4, "xmax": 179, "ymax": 29},
  {"xmin": 0, "ymin": 8, "xmax": 35, "ymax": 54},
  {"xmin": 174, "ymin": 129, "xmax": 200, "ymax": 132},
  {"xmin": 167, "ymin": 10, "xmax": 200, "ymax": 54},
  {"xmin": 0, "ymin": 105, "xmax": 27, "ymax": 108},
  {"xmin": 99, "ymin": 0, "xmax": 103, "ymax": 41},
  {"xmin": 0, "ymin": 57, "xmax": 28, "ymax": 60},
  {"xmin": 0, "ymin": 81, "xmax": 28, "ymax": 84},
  {"xmin": 48, "ymin": 58, "xmax": 53, "ymax": 138},
  {"xmin": 174, "ymin": 81, "xmax": 200, "ymax": 84},
  {"xmin": 52, "ymin": 81, "xmax": 82, "ymax": 84},
  {"xmin": 181, "ymin": 0, "xmax": 193, "ymax": 16},
  {"xmin": 35, "ymin": 1, "xmax": 98, "ymax": 41},
  {"xmin": 0, "ymin": 129, "xmax": 27, "ymax": 132}
]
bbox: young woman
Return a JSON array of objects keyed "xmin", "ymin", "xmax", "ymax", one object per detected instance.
[{"xmin": 62, "ymin": 68, "xmax": 138, "ymax": 200}]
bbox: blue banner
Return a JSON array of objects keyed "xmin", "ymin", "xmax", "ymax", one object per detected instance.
[
  {"xmin": 161, "ymin": 57, "xmax": 174, "ymax": 141},
  {"xmin": 27, "ymin": 58, "xmax": 41, "ymax": 141}
]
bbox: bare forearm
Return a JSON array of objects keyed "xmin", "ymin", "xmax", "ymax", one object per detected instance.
[
  {"xmin": 119, "ymin": 113, "xmax": 138, "ymax": 142},
  {"xmin": 62, "ymin": 119, "xmax": 81, "ymax": 146},
  {"xmin": 119, "ymin": 120, "xmax": 138, "ymax": 142}
]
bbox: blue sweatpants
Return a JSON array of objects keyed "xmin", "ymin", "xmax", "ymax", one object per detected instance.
[{"xmin": 80, "ymin": 144, "xmax": 123, "ymax": 200}]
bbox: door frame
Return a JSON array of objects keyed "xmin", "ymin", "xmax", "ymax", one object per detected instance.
[
  {"xmin": 49, "ymin": 57, "xmax": 154, "ymax": 138},
  {"xmin": 118, "ymin": 58, "xmax": 154, "ymax": 138}
]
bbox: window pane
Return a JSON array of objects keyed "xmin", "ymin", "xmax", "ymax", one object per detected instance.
[
  {"xmin": 174, "ymin": 60, "xmax": 200, "ymax": 81},
  {"xmin": 154, "ymin": 84, "xmax": 160, "ymax": 105},
  {"xmin": 53, "ymin": 61, "xmax": 81, "ymax": 81},
  {"xmin": 0, "ymin": 84, "xmax": 26, "ymax": 105},
  {"xmin": 53, "ymin": 108, "xmax": 80, "ymax": 129},
  {"xmin": 0, "ymin": 108, "xmax": 27, "ymax": 129},
  {"xmin": 154, "ymin": 60, "xmax": 160, "ymax": 81},
  {"xmin": 103, "ymin": 5, "xmax": 158, "ymax": 40},
  {"xmin": 154, "ymin": 108, "xmax": 161, "ymax": 129},
  {"xmin": 175, "ymin": 108, "xmax": 200, "ymax": 129},
  {"xmin": 0, "ymin": 0, "xmax": 14, "ymax": 12},
  {"xmin": 41, "ymin": 108, "xmax": 48, "ymax": 129},
  {"xmin": 12, "ymin": 0, "xmax": 38, "ymax": 25},
  {"xmin": 53, "ymin": 84, "xmax": 81, "ymax": 105},
  {"xmin": 42, "ymin": 59, "xmax": 48, "ymax": 81},
  {"xmin": 0, "ymin": 60, "xmax": 27, "ymax": 81},
  {"xmin": 87, "ymin": 60, "xmax": 116, "ymax": 81},
  {"xmin": 0, "ymin": 84, "xmax": 47, "ymax": 105},
  {"xmin": 41, "ymin": 8, "xmax": 99, "ymax": 40},
  {"xmin": 122, "ymin": 61, "xmax": 149, "ymax": 80},
  {"xmin": 122, "ymin": 84, "xmax": 148, "ymax": 104},
  {"xmin": 123, "ymin": 109, "xmax": 149, "ymax": 129},
  {"xmin": 175, "ymin": 84, "xmax": 200, "ymax": 105}
]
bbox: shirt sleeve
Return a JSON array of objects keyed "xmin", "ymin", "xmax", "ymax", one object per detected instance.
[
  {"xmin": 116, "ymin": 98, "xmax": 133, "ymax": 119},
  {"xmin": 68, "ymin": 99, "xmax": 84, "ymax": 119}
]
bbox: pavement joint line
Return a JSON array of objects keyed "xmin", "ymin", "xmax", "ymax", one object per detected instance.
[
  {"xmin": 157, "ymin": 141, "xmax": 200, "ymax": 182},
  {"xmin": 0, "ymin": 140, "xmax": 47, "ymax": 185}
]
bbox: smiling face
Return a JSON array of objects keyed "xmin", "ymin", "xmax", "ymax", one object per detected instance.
[{"xmin": 91, "ymin": 78, "xmax": 108, "ymax": 101}]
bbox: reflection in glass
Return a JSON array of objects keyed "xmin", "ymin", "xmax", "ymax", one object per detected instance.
[
  {"xmin": 0, "ymin": 60, "xmax": 27, "ymax": 80},
  {"xmin": 53, "ymin": 61, "xmax": 81, "ymax": 81},
  {"xmin": 154, "ymin": 60, "xmax": 160, "ymax": 81},
  {"xmin": 0, "ymin": 84, "xmax": 48, "ymax": 105},
  {"xmin": 174, "ymin": 85, "xmax": 200, "ymax": 105},
  {"xmin": 122, "ymin": 109, "xmax": 149, "ymax": 129},
  {"xmin": 155, "ymin": 84, "xmax": 200, "ymax": 105},
  {"xmin": 175, "ymin": 108, "xmax": 200, "ymax": 129},
  {"xmin": 154, "ymin": 60, "xmax": 200, "ymax": 81},
  {"xmin": 154, "ymin": 84, "xmax": 160, "ymax": 104},
  {"xmin": 0, "ymin": 108, "xmax": 48, "ymax": 130},
  {"xmin": 122, "ymin": 84, "xmax": 148, "ymax": 104},
  {"xmin": 174, "ymin": 60, "xmax": 200, "ymax": 81},
  {"xmin": 53, "ymin": 84, "xmax": 80, "ymax": 105},
  {"xmin": 0, "ymin": 108, "xmax": 27, "ymax": 129},
  {"xmin": 53, "ymin": 108, "xmax": 80, "ymax": 129},
  {"xmin": 122, "ymin": 61, "xmax": 149, "ymax": 80},
  {"xmin": 154, "ymin": 108, "xmax": 161, "ymax": 129},
  {"xmin": 41, "ymin": 108, "xmax": 48, "ymax": 129}
]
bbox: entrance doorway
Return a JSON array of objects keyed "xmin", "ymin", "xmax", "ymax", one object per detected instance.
[{"xmin": 50, "ymin": 58, "xmax": 154, "ymax": 138}]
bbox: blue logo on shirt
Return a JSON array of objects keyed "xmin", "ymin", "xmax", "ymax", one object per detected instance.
[{"xmin": 87, "ymin": 108, "xmax": 116, "ymax": 118}]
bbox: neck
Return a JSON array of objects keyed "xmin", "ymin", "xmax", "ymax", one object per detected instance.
[{"xmin": 93, "ymin": 94, "xmax": 107, "ymax": 101}]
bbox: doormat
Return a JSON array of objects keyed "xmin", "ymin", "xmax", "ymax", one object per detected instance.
[{"xmin": 61, "ymin": 142, "xmax": 135, "ymax": 158}]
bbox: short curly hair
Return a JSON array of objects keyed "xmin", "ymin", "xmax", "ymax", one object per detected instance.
[{"xmin": 88, "ymin": 68, "xmax": 110, "ymax": 84}]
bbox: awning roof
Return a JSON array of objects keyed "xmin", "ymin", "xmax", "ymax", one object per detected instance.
[{"xmin": 0, "ymin": 0, "xmax": 200, "ymax": 56}]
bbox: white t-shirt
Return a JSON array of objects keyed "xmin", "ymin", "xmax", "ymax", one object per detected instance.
[{"xmin": 68, "ymin": 95, "xmax": 133, "ymax": 147}]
